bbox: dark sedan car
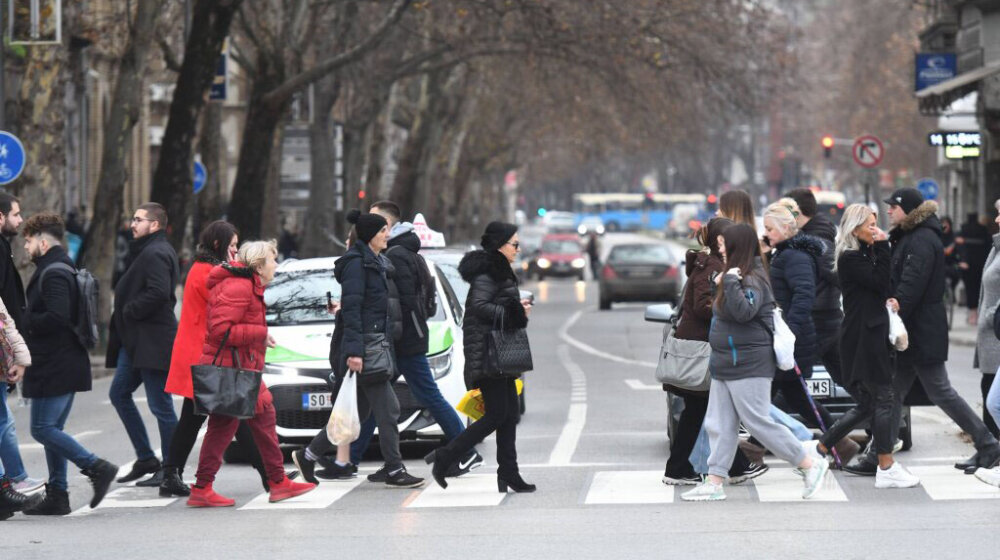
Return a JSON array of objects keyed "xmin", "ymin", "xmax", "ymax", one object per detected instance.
[{"xmin": 598, "ymin": 243, "xmax": 680, "ymax": 310}]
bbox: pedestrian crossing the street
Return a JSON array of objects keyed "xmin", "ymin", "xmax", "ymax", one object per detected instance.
[{"xmin": 60, "ymin": 464, "xmax": 999, "ymax": 516}]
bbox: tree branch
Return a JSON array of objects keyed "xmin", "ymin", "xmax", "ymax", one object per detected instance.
[{"xmin": 157, "ymin": 32, "xmax": 182, "ymax": 72}]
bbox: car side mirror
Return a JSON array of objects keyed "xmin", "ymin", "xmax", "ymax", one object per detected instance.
[{"xmin": 644, "ymin": 303, "xmax": 675, "ymax": 323}]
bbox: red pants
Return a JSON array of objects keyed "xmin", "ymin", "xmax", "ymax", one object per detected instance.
[{"xmin": 195, "ymin": 383, "xmax": 285, "ymax": 486}]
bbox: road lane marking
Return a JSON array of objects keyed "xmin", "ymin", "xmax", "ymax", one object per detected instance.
[
  {"xmin": 407, "ymin": 474, "xmax": 506, "ymax": 508},
  {"xmin": 752, "ymin": 467, "xmax": 847, "ymax": 502},
  {"xmin": 19, "ymin": 430, "xmax": 101, "ymax": 451},
  {"xmin": 548, "ymin": 345, "xmax": 587, "ymax": 466},
  {"xmin": 69, "ymin": 487, "xmax": 177, "ymax": 516},
  {"xmin": 625, "ymin": 379, "xmax": 661, "ymax": 391},
  {"xmin": 584, "ymin": 471, "xmax": 674, "ymax": 504},
  {"xmin": 558, "ymin": 309, "xmax": 656, "ymax": 368},
  {"xmin": 239, "ymin": 478, "xmax": 364, "ymax": 509},
  {"xmin": 908, "ymin": 466, "xmax": 1000, "ymax": 500}
]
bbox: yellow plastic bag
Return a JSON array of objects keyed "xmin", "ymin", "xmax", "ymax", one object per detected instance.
[{"xmin": 456, "ymin": 379, "xmax": 523, "ymax": 420}]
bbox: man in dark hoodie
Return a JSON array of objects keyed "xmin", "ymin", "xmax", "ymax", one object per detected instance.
[{"xmin": 885, "ymin": 188, "xmax": 1000, "ymax": 474}]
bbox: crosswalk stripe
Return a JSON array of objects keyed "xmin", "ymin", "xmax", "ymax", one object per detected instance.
[
  {"xmin": 407, "ymin": 474, "xmax": 506, "ymax": 508},
  {"xmin": 751, "ymin": 467, "xmax": 847, "ymax": 502},
  {"xmin": 239, "ymin": 478, "xmax": 364, "ymax": 510},
  {"xmin": 69, "ymin": 487, "xmax": 177, "ymax": 517},
  {"xmin": 908, "ymin": 466, "xmax": 1000, "ymax": 500},
  {"xmin": 584, "ymin": 471, "xmax": 674, "ymax": 504}
]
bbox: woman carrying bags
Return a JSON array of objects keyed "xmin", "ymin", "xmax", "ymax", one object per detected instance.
[
  {"xmin": 188, "ymin": 241, "xmax": 316, "ymax": 507},
  {"xmin": 813, "ymin": 205, "xmax": 919, "ymax": 488},
  {"xmin": 682, "ymin": 224, "xmax": 828, "ymax": 501}
]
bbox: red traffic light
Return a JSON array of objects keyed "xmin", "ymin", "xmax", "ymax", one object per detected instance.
[
  {"xmin": 707, "ymin": 194, "xmax": 718, "ymax": 204},
  {"xmin": 821, "ymin": 136, "xmax": 834, "ymax": 148},
  {"xmin": 358, "ymin": 190, "xmax": 366, "ymax": 199}
]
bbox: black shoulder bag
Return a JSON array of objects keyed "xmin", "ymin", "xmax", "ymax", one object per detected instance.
[
  {"xmin": 485, "ymin": 303, "xmax": 533, "ymax": 377},
  {"xmin": 191, "ymin": 329, "xmax": 263, "ymax": 419}
]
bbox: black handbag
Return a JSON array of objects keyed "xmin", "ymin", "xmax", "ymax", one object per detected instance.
[
  {"xmin": 486, "ymin": 308, "xmax": 533, "ymax": 377},
  {"xmin": 191, "ymin": 330, "xmax": 263, "ymax": 419},
  {"xmin": 358, "ymin": 332, "xmax": 395, "ymax": 385}
]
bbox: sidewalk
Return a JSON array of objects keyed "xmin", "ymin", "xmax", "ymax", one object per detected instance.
[{"xmin": 948, "ymin": 306, "xmax": 979, "ymax": 348}]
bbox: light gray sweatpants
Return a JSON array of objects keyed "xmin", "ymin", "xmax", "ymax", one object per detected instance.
[{"xmin": 705, "ymin": 377, "xmax": 807, "ymax": 479}]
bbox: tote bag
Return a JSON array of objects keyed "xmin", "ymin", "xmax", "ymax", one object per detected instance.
[
  {"xmin": 654, "ymin": 281, "xmax": 710, "ymax": 391},
  {"xmin": 191, "ymin": 330, "xmax": 263, "ymax": 419}
]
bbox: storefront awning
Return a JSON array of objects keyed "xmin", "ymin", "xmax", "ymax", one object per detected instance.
[{"xmin": 917, "ymin": 61, "xmax": 1000, "ymax": 114}]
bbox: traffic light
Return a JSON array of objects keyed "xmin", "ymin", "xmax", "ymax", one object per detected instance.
[
  {"xmin": 537, "ymin": 207, "xmax": 547, "ymax": 217},
  {"xmin": 821, "ymin": 135, "xmax": 834, "ymax": 159},
  {"xmin": 358, "ymin": 190, "xmax": 366, "ymax": 199}
]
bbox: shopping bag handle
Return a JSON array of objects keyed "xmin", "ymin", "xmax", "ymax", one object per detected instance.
[{"xmin": 210, "ymin": 329, "xmax": 243, "ymax": 370}]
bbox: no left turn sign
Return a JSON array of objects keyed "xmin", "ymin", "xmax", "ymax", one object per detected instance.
[{"xmin": 852, "ymin": 135, "xmax": 884, "ymax": 168}]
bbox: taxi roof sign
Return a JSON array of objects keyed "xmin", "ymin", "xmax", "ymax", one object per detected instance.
[{"xmin": 413, "ymin": 213, "xmax": 446, "ymax": 248}]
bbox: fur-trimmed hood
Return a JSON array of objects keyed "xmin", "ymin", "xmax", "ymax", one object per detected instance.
[
  {"xmin": 459, "ymin": 249, "xmax": 516, "ymax": 284},
  {"xmin": 207, "ymin": 261, "xmax": 263, "ymax": 295},
  {"xmin": 774, "ymin": 232, "xmax": 825, "ymax": 258},
  {"xmin": 890, "ymin": 200, "xmax": 941, "ymax": 243}
]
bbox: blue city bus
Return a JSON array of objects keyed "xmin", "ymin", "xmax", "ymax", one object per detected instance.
[{"xmin": 572, "ymin": 192, "xmax": 708, "ymax": 234}]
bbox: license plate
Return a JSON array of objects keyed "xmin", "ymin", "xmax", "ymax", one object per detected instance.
[
  {"xmin": 302, "ymin": 392, "xmax": 333, "ymax": 410},
  {"xmin": 626, "ymin": 267, "xmax": 657, "ymax": 278},
  {"xmin": 807, "ymin": 379, "xmax": 831, "ymax": 398}
]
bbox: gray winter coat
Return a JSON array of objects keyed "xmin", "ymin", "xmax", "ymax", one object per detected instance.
[
  {"xmin": 708, "ymin": 262, "xmax": 776, "ymax": 381},
  {"xmin": 975, "ymin": 234, "xmax": 1000, "ymax": 373}
]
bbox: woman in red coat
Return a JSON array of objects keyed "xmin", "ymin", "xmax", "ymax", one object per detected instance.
[
  {"xmin": 188, "ymin": 240, "xmax": 315, "ymax": 507},
  {"xmin": 160, "ymin": 222, "xmax": 274, "ymax": 497}
]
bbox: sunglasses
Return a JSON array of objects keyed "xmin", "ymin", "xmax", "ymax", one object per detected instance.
[{"xmin": 506, "ymin": 241, "xmax": 520, "ymax": 249}]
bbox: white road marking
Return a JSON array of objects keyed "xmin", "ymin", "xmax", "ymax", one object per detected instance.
[
  {"xmin": 625, "ymin": 379, "xmax": 661, "ymax": 391},
  {"xmin": 908, "ymin": 465, "xmax": 1000, "ymax": 500},
  {"xmin": 239, "ymin": 478, "xmax": 364, "ymax": 509},
  {"xmin": 19, "ymin": 430, "xmax": 101, "ymax": 451},
  {"xmin": 69, "ymin": 487, "xmax": 177, "ymax": 517},
  {"xmin": 751, "ymin": 467, "xmax": 847, "ymax": 502},
  {"xmin": 548, "ymin": 345, "xmax": 587, "ymax": 466},
  {"xmin": 584, "ymin": 471, "xmax": 674, "ymax": 504},
  {"xmin": 407, "ymin": 474, "xmax": 506, "ymax": 508},
  {"xmin": 558, "ymin": 309, "xmax": 657, "ymax": 368}
]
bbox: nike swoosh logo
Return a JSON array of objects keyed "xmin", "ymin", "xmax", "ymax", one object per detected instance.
[{"xmin": 458, "ymin": 456, "xmax": 477, "ymax": 470}]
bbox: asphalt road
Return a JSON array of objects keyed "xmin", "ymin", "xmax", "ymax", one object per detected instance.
[{"xmin": 3, "ymin": 238, "xmax": 999, "ymax": 558}]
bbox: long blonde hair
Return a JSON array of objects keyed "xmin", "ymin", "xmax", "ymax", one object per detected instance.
[{"xmin": 834, "ymin": 204, "xmax": 874, "ymax": 268}]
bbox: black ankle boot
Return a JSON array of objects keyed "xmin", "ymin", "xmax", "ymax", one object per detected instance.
[
  {"xmin": 0, "ymin": 476, "xmax": 43, "ymax": 513},
  {"xmin": 159, "ymin": 467, "xmax": 191, "ymax": 497},
  {"xmin": 83, "ymin": 458, "xmax": 119, "ymax": 509},
  {"xmin": 497, "ymin": 472, "xmax": 536, "ymax": 493},
  {"xmin": 23, "ymin": 485, "xmax": 71, "ymax": 516},
  {"xmin": 428, "ymin": 448, "xmax": 452, "ymax": 489}
]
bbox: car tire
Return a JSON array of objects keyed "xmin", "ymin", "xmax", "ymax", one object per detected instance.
[
  {"xmin": 599, "ymin": 293, "xmax": 611, "ymax": 310},
  {"xmin": 538, "ymin": 273, "xmax": 545, "ymax": 281},
  {"xmin": 606, "ymin": 221, "xmax": 620, "ymax": 232},
  {"xmin": 577, "ymin": 273, "xmax": 585, "ymax": 281},
  {"xmin": 900, "ymin": 406, "xmax": 913, "ymax": 451}
]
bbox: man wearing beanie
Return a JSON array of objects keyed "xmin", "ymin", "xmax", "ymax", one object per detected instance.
[{"xmin": 878, "ymin": 188, "xmax": 1000, "ymax": 475}]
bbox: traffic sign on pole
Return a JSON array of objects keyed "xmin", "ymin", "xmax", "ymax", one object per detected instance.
[
  {"xmin": 916, "ymin": 177, "xmax": 939, "ymax": 200},
  {"xmin": 852, "ymin": 135, "xmax": 884, "ymax": 168},
  {"xmin": 0, "ymin": 131, "xmax": 26, "ymax": 185},
  {"xmin": 193, "ymin": 161, "xmax": 207, "ymax": 194}
]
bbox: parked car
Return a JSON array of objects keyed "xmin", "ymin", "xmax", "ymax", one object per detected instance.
[
  {"xmin": 535, "ymin": 234, "xmax": 587, "ymax": 281},
  {"xmin": 542, "ymin": 211, "xmax": 578, "ymax": 233},
  {"xmin": 598, "ymin": 243, "xmax": 680, "ymax": 310},
  {"xmin": 576, "ymin": 216, "xmax": 606, "ymax": 236}
]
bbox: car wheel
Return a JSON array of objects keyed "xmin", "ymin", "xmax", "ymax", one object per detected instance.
[
  {"xmin": 538, "ymin": 273, "xmax": 545, "ymax": 281},
  {"xmin": 577, "ymin": 272, "xmax": 585, "ymax": 281},
  {"xmin": 900, "ymin": 406, "xmax": 913, "ymax": 451},
  {"xmin": 606, "ymin": 221, "xmax": 620, "ymax": 232},
  {"xmin": 599, "ymin": 293, "xmax": 611, "ymax": 310}
]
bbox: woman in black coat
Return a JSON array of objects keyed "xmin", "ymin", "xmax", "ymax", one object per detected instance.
[
  {"xmin": 428, "ymin": 222, "xmax": 533, "ymax": 493},
  {"xmin": 814, "ymin": 205, "xmax": 919, "ymax": 487}
]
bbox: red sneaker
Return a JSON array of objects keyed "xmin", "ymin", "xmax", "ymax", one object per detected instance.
[
  {"xmin": 268, "ymin": 476, "xmax": 316, "ymax": 503},
  {"xmin": 186, "ymin": 484, "xmax": 235, "ymax": 508}
]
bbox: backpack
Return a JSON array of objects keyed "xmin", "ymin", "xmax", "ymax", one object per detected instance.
[
  {"xmin": 386, "ymin": 245, "xmax": 437, "ymax": 320},
  {"xmin": 39, "ymin": 262, "xmax": 99, "ymax": 349}
]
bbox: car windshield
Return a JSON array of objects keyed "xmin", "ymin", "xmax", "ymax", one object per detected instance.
[
  {"xmin": 608, "ymin": 244, "xmax": 673, "ymax": 264},
  {"xmin": 265, "ymin": 270, "xmax": 340, "ymax": 326},
  {"xmin": 542, "ymin": 240, "xmax": 580, "ymax": 254},
  {"xmin": 435, "ymin": 262, "xmax": 469, "ymax": 306}
]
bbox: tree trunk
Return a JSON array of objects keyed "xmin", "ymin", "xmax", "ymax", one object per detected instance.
[
  {"xmin": 261, "ymin": 124, "xmax": 285, "ymax": 240},
  {"xmin": 301, "ymin": 74, "xmax": 342, "ymax": 258},
  {"xmin": 148, "ymin": 0, "xmax": 244, "ymax": 250},
  {"xmin": 82, "ymin": 0, "xmax": 164, "ymax": 344},
  {"xmin": 196, "ymin": 102, "xmax": 225, "ymax": 230},
  {"xmin": 389, "ymin": 72, "xmax": 444, "ymax": 216}
]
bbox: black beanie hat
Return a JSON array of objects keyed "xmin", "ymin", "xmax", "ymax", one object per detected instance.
[
  {"xmin": 481, "ymin": 221, "xmax": 518, "ymax": 252},
  {"xmin": 346, "ymin": 209, "xmax": 387, "ymax": 244}
]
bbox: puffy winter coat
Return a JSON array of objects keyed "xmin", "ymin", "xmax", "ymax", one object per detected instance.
[
  {"xmin": 165, "ymin": 259, "xmax": 216, "ymax": 399},
  {"xmin": 0, "ymin": 235, "xmax": 26, "ymax": 332},
  {"xmin": 199, "ymin": 263, "xmax": 268, "ymax": 372},
  {"xmin": 458, "ymin": 249, "xmax": 528, "ymax": 389},
  {"xmin": 385, "ymin": 226, "xmax": 437, "ymax": 357},
  {"xmin": 800, "ymin": 214, "xmax": 842, "ymax": 314},
  {"xmin": 675, "ymin": 250, "xmax": 724, "ymax": 342},
  {"xmin": 333, "ymin": 241, "xmax": 402, "ymax": 369},
  {"xmin": 0, "ymin": 293, "xmax": 29, "ymax": 372},
  {"xmin": 708, "ymin": 263, "xmax": 776, "ymax": 381},
  {"xmin": 975, "ymin": 235, "xmax": 1000, "ymax": 373},
  {"xmin": 769, "ymin": 233, "xmax": 823, "ymax": 379},
  {"xmin": 837, "ymin": 241, "xmax": 893, "ymax": 387},
  {"xmin": 888, "ymin": 201, "xmax": 948, "ymax": 365}
]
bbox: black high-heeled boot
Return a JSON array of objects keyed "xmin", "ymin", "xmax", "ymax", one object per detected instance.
[
  {"xmin": 497, "ymin": 472, "xmax": 536, "ymax": 493},
  {"xmin": 426, "ymin": 448, "xmax": 452, "ymax": 489},
  {"xmin": 159, "ymin": 466, "xmax": 191, "ymax": 497}
]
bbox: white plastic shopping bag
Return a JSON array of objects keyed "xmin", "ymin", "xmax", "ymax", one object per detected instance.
[
  {"xmin": 887, "ymin": 304, "xmax": 909, "ymax": 351},
  {"xmin": 772, "ymin": 307, "xmax": 797, "ymax": 371},
  {"xmin": 326, "ymin": 371, "xmax": 361, "ymax": 445}
]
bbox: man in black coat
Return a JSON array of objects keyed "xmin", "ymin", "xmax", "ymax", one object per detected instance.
[
  {"xmin": 106, "ymin": 203, "xmax": 180, "ymax": 486},
  {"xmin": 885, "ymin": 188, "xmax": 1000, "ymax": 473},
  {"xmin": 0, "ymin": 192, "xmax": 26, "ymax": 330},
  {"xmin": 19, "ymin": 214, "xmax": 117, "ymax": 515}
]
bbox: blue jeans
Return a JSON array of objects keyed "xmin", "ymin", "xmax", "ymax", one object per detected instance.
[
  {"xmin": 30, "ymin": 394, "xmax": 97, "ymax": 491},
  {"xmin": 350, "ymin": 353, "xmax": 466, "ymax": 465},
  {"xmin": 0, "ymin": 382, "xmax": 27, "ymax": 480},
  {"xmin": 109, "ymin": 350, "xmax": 177, "ymax": 462},
  {"xmin": 987, "ymin": 367, "xmax": 1000, "ymax": 429}
]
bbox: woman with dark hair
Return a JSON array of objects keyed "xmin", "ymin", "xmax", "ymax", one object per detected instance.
[
  {"xmin": 717, "ymin": 190, "xmax": 756, "ymax": 228},
  {"xmin": 682, "ymin": 224, "xmax": 828, "ymax": 501},
  {"xmin": 663, "ymin": 218, "xmax": 767, "ymax": 485},
  {"xmin": 429, "ymin": 221, "xmax": 534, "ymax": 492},
  {"xmin": 160, "ymin": 221, "xmax": 278, "ymax": 497}
]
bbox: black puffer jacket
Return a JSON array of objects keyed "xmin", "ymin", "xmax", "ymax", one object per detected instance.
[
  {"xmin": 385, "ymin": 227, "xmax": 437, "ymax": 357},
  {"xmin": 888, "ymin": 200, "xmax": 948, "ymax": 365},
  {"xmin": 333, "ymin": 241, "xmax": 402, "ymax": 366},
  {"xmin": 458, "ymin": 249, "xmax": 528, "ymax": 389},
  {"xmin": 770, "ymin": 233, "xmax": 823, "ymax": 379},
  {"xmin": 801, "ymin": 214, "xmax": 842, "ymax": 314}
]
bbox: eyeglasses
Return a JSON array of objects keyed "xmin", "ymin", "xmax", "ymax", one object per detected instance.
[
  {"xmin": 131, "ymin": 217, "xmax": 154, "ymax": 224},
  {"xmin": 506, "ymin": 241, "xmax": 520, "ymax": 249}
]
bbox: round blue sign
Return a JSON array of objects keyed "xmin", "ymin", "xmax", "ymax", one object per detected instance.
[
  {"xmin": 916, "ymin": 177, "xmax": 939, "ymax": 200},
  {"xmin": 0, "ymin": 131, "xmax": 27, "ymax": 186},
  {"xmin": 193, "ymin": 161, "xmax": 207, "ymax": 194}
]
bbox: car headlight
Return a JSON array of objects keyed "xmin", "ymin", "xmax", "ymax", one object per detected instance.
[
  {"xmin": 428, "ymin": 348, "xmax": 453, "ymax": 379},
  {"xmin": 596, "ymin": 225, "xmax": 605, "ymax": 234},
  {"xmin": 537, "ymin": 257, "xmax": 551, "ymax": 269},
  {"xmin": 577, "ymin": 225, "xmax": 586, "ymax": 235},
  {"xmin": 571, "ymin": 258, "xmax": 586, "ymax": 268}
]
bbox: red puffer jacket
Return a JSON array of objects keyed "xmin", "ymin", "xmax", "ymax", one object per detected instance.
[{"xmin": 199, "ymin": 263, "xmax": 268, "ymax": 371}]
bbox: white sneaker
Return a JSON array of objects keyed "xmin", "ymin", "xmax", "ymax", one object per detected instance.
[
  {"xmin": 12, "ymin": 477, "xmax": 44, "ymax": 493},
  {"xmin": 680, "ymin": 480, "xmax": 726, "ymax": 501},
  {"xmin": 973, "ymin": 466, "xmax": 1000, "ymax": 488},
  {"xmin": 802, "ymin": 457, "xmax": 829, "ymax": 499},
  {"xmin": 874, "ymin": 461, "xmax": 920, "ymax": 489}
]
